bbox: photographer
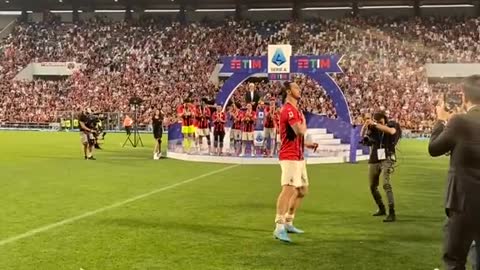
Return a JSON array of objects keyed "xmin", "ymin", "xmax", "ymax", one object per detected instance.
[
  {"xmin": 152, "ymin": 109, "xmax": 164, "ymax": 160},
  {"xmin": 91, "ymin": 113, "xmax": 105, "ymax": 150},
  {"xmin": 78, "ymin": 108, "xmax": 97, "ymax": 160},
  {"xmin": 428, "ymin": 75, "xmax": 480, "ymax": 270},
  {"xmin": 362, "ymin": 112, "xmax": 400, "ymax": 223}
]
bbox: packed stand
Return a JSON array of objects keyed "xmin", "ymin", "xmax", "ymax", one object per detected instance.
[
  {"xmin": 0, "ymin": 16, "xmax": 477, "ymax": 132},
  {"xmin": 0, "ymin": 18, "xmax": 287, "ymax": 126}
]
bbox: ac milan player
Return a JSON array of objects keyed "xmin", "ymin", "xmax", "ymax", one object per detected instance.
[
  {"xmin": 177, "ymin": 100, "xmax": 195, "ymax": 153},
  {"xmin": 195, "ymin": 101, "xmax": 211, "ymax": 153},
  {"xmin": 230, "ymin": 103, "xmax": 243, "ymax": 155},
  {"xmin": 240, "ymin": 103, "xmax": 257, "ymax": 157},
  {"xmin": 273, "ymin": 81, "xmax": 318, "ymax": 243},
  {"xmin": 263, "ymin": 100, "xmax": 277, "ymax": 157},
  {"xmin": 212, "ymin": 105, "xmax": 226, "ymax": 155}
]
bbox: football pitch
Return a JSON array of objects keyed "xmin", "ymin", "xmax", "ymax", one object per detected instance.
[{"xmin": 0, "ymin": 131, "xmax": 449, "ymax": 270}]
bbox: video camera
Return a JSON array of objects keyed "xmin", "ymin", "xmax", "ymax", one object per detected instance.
[
  {"xmin": 85, "ymin": 113, "xmax": 104, "ymax": 129},
  {"xmin": 444, "ymin": 92, "xmax": 463, "ymax": 112},
  {"xmin": 360, "ymin": 131, "xmax": 377, "ymax": 146},
  {"xmin": 85, "ymin": 112, "xmax": 106, "ymax": 148},
  {"xmin": 359, "ymin": 113, "xmax": 384, "ymax": 147},
  {"xmin": 359, "ymin": 112, "xmax": 402, "ymax": 148}
]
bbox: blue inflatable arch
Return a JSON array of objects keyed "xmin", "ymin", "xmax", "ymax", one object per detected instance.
[{"xmin": 215, "ymin": 67, "xmax": 352, "ymax": 124}]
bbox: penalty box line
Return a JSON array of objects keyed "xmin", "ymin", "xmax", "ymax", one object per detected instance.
[{"xmin": 0, "ymin": 164, "xmax": 239, "ymax": 247}]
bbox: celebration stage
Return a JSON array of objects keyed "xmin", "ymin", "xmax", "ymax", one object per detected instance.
[
  {"xmin": 167, "ymin": 45, "xmax": 370, "ymax": 165},
  {"xmin": 167, "ymin": 128, "xmax": 369, "ymax": 165}
]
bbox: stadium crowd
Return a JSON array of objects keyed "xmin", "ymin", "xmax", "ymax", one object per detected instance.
[{"xmin": 0, "ymin": 15, "xmax": 475, "ymax": 132}]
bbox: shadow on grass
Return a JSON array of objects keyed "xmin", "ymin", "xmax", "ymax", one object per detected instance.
[
  {"xmin": 97, "ymin": 218, "xmax": 273, "ymax": 239},
  {"xmin": 97, "ymin": 215, "xmax": 441, "ymax": 243}
]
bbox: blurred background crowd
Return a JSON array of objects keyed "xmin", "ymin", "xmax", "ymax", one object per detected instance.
[{"xmin": 0, "ymin": 15, "xmax": 473, "ymax": 132}]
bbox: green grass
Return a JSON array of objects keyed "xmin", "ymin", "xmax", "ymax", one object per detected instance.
[{"xmin": 0, "ymin": 132, "xmax": 449, "ymax": 270}]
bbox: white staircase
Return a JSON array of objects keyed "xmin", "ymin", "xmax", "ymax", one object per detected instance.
[{"xmin": 305, "ymin": 128, "xmax": 367, "ymax": 160}]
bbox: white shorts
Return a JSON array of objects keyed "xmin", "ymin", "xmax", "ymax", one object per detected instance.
[
  {"xmin": 231, "ymin": 129, "xmax": 242, "ymax": 140},
  {"xmin": 80, "ymin": 132, "xmax": 95, "ymax": 145},
  {"xmin": 280, "ymin": 160, "xmax": 309, "ymax": 187},
  {"xmin": 264, "ymin": 128, "xmax": 276, "ymax": 139},
  {"xmin": 242, "ymin": 132, "xmax": 254, "ymax": 141},
  {"xmin": 80, "ymin": 132, "xmax": 88, "ymax": 144},
  {"xmin": 196, "ymin": 128, "xmax": 210, "ymax": 137}
]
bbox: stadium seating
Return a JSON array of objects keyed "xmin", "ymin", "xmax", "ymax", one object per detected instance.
[{"xmin": 0, "ymin": 16, "xmax": 473, "ymax": 132}]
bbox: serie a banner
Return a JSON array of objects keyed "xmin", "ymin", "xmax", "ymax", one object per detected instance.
[{"xmin": 267, "ymin": 44, "xmax": 292, "ymax": 74}]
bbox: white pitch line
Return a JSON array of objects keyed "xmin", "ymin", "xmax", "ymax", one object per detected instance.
[{"xmin": 0, "ymin": 164, "xmax": 239, "ymax": 247}]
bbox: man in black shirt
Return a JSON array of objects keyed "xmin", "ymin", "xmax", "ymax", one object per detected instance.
[
  {"xmin": 361, "ymin": 111, "xmax": 400, "ymax": 222},
  {"xmin": 152, "ymin": 109, "xmax": 164, "ymax": 160},
  {"xmin": 79, "ymin": 108, "xmax": 96, "ymax": 160}
]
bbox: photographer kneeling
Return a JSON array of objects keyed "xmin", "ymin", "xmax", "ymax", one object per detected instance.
[
  {"xmin": 79, "ymin": 108, "xmax": 97, "ymax": 160},
  {"xmin": 361, "ymin": 112, "xmax": 401, "ymax": 223}
]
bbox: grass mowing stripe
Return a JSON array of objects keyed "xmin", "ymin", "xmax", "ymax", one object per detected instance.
[{"xmin": 0, "ymin": 164, "xmax": 239, "ymax": 247}]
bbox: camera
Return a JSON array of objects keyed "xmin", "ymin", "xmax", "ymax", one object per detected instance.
[
  {"xmin": 360, "ymin": 127, "xmax": 377, "ymax": 146},
  {"xmin": 359, "ymin": 120, "xmax": 378, "ymax": 146},
  {"xmin": 129, "ymin": 96, "xmax": 143, "ymax": 106},
  {"xmin": 360, "ymin": 134, "xmax": 376, "ymax": 146},
  {"xmin": 444, "ymin": 93, "xmax": 463, "ymax": 111},
  {"xmin": 86, "ymin": 112, "xmax": 106, "ymax": 148},
  {"xmin": 86, "ymin": 113, "xmax": 102, "ymax": 128}
]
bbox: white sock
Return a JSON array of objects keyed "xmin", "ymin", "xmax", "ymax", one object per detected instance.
[
  {"xmin": 87, "ymin": 153, "xmax": 92, "ymax": 158},
  {"xmin": 275, "ymin": 214, "xmax": 285, "ymax": 231},
  {"xmin": 285, "ymin": 214, "xmax": 295, "ymax": 226}
]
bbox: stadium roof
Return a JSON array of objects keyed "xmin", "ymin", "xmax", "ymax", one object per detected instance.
[{"xmin": 0, "ymin": 0, "xmax": 476, "ymax": 12}]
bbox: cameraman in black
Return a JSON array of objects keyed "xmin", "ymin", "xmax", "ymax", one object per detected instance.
[
  {"xmin": 152, "ymin": 108, "xmax": 164, "ymax": 160},
  {"xmin": 78, "ymin": 108, "xmax": 97, "ymax": 160},
  {"xmin": 93, "ymin": 113, "xmax": 107, "ymax": 149},
  {"xmin": 361, "ymin": 111, "xmax": 401, "ymax": 222}
]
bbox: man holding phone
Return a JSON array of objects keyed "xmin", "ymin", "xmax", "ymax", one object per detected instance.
[{"xmin": 428, "ymin": 75, "xmax": 480, "ymax": 270}]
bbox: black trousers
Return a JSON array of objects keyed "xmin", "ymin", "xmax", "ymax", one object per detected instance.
[
  {"xmin": 444, "ymin": 210, "xmax": 480, "ymax": 270},
  {"xmin": 213, "ymin": 131, "xmax": 225, "ymax": 148}
]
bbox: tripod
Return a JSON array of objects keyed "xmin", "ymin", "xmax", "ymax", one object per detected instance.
[{"xmin": 123, "ymin": 104, "xmax": 144, "ymax": 148}]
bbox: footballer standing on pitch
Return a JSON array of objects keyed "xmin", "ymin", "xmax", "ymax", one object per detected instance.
[
  {"xmin": 273, "ymin": 81, "xmax": 318, "ymax": 243},
  {"xmin": 240, "ymin": 103, "xmax": 256, "ymax": 157},
  {"xmin": 195, "ymin": 100, "xmax": 212, "ymax": 153},
  {"xmin": 229, "ymin": 103, "xmax": 243, "ymax": 155},
  {"xmin": 177, "ymin": 99, "xmax": 195, "ymax": 153}
]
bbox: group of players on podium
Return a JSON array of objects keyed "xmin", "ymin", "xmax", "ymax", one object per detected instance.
[{"xmin": 177, "ymin": 98, "xmax": 280, "ymax": 157}]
